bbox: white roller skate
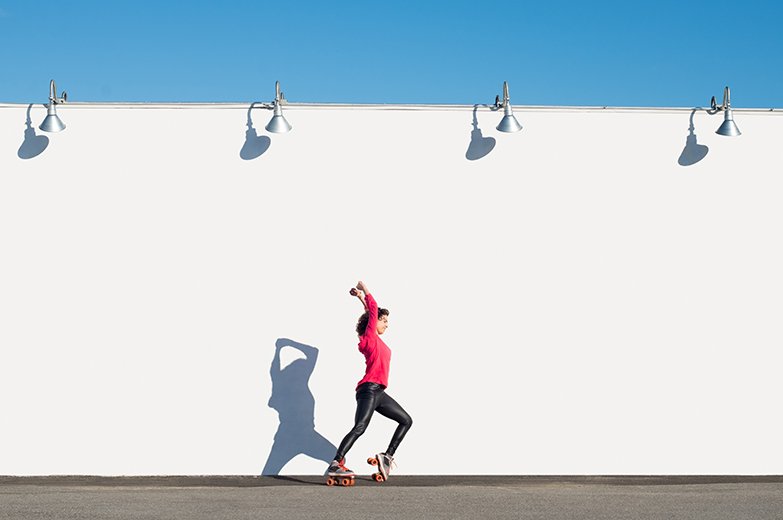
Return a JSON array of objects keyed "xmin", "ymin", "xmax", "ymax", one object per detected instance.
[{"xmin": 367, "ymin": 452, "xmax": 396, "ymax": 482}]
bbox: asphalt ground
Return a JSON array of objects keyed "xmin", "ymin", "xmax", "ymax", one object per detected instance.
[{"xmin": 1, "ymin": 476, "xmax": 782, "ymax": 520}]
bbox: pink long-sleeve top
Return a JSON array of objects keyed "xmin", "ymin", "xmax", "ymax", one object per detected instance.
[{"xmin": 355, "ymin": 293, "xmax": 392, "ymax": 390}]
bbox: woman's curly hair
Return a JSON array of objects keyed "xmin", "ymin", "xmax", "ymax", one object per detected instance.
[{"xmin": 356, "ymin": 307, "xmax": 389, "ymax": 336}]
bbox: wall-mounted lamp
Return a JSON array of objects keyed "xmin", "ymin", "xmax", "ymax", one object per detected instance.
[
  {"xmin": 494, "ymin": 81, "xmax": 523, "ymax": 133},
  {"xmin": 265, "ymin": 81, "xmax": 292, "ymax": 133},
  {"xmin": 39, "ymin": 80, "xmax": 67, "ymax": 133},
  {"xmin": 710, "ymin": 86, "xmax": 741, "ymax": 137}
]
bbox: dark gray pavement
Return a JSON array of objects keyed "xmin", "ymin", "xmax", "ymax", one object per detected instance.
[{"xmin": 2, "ymin": 476, "xmax": 782, "ymax": 520}]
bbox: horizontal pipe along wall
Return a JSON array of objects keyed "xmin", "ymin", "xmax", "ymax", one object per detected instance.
[{"xmin": 0, "ymin": 104, "xmax": 782, "ymax": 475}]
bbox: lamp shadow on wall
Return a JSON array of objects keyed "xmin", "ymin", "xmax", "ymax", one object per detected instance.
[
  {"xmin": 240, "ymin": 103, "xmax": 272, "ymax": 160},
  {"xmin": 678, "ymin": 109, "xmax": 709, "ymax": 166},
  {"xmin": 262, "ymin": 338, "xmax": 337, "ymax": 475},
  {"xmin": 465, "ymin": 105, "xmax": 496, "ymax": 161},
  {"xmin": 17, "ymin": 104, "xmax": 50, "ymax": 160}
]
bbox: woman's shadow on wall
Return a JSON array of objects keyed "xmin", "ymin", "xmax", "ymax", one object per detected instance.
[{"xmin": 262, "ymin": 338, "xmax": 336, "ymax": 475}]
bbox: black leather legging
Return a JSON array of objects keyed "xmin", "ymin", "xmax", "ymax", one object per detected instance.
[{"xmin": 334, "ymin": 382, "xmax": 413, "ymax": 460}]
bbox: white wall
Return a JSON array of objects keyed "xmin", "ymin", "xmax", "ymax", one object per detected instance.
[{"xmin": 1, "ymin": 102, "xmax": 782, "ymax": 475}]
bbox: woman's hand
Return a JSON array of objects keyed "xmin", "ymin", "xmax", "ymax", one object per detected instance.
[
  {"xmin": 356, "ymin": 280, "xmax": 369, "ymax": 294},
  {"xmin": 350, "ymin": 285, "xmax": 368, "ymax": 310}
]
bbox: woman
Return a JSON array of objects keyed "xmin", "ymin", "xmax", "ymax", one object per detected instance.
[{"xmin": 327, "ymin": 281, "xmax": 413, "ymax": 481}]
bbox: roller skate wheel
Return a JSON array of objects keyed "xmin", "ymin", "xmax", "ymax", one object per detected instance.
[
  {"xmin": 341, "ymin": 478, "xmax": 352, "ymax": 486},
  {"xmin": 373, "ymin": 473, "xmax": 384, "ymax": 482},
  {"xmin": 367, "ymin": 457, "xmax": 378, "ymax": 466},
  {"xmin": 326, "ymin": 478, "xmax": 336, "ymax": 486}
]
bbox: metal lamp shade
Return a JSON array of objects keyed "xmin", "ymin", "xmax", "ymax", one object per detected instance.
[
  {"xmin": 716, "ymin": 109, "xmax": 741, "ymax": 136},
  {"xmin": 265, "ymin": 114, "xmax": 292, "ymax": 133},
  {"xmin": 40, "ymin": 80, "xmax": 67, "ymax": 133},
  {"xmin": 265, "ymin": 102, "xmax": 292, "ymax": 133},
  {"xmin": 39, "ymin": 113, "xmax": 66, "ymax": 133},
  {"xmin": 496, "ymin": 81, "xmax": 522, "ymax": 133},
  {"xmin": 497, "ymin": 112, "xmax": 523, "ymax": 133}
]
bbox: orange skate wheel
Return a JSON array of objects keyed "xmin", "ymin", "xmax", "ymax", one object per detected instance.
[
  {"xmin": 341, "ymin": 478, "xmax": 352, "ymax": 486},
  {"xmin": 373, "ymin": 473, "xmax": 384, "ymax": 482},
  {"xmin": 368, "ymin": 457, "xmax": 378, "ymax": 466},
  {"xmin": 326, "ymin": 478, "xmax": 335, "ymax": 486}
]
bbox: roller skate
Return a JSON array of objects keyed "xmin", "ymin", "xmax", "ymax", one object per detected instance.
[
  {"xmin": 325, "ymin": 459, "xmax": 355, "ymax": 487},
  {"xmin": 367, "ymin": 452, "xmax": 395, "ymax": 482}
]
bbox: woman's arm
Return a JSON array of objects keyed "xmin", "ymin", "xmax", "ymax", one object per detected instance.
[
  {"xmin": 351, "ymin": 281, "xmax": 377, "ymax": 335},
  {"xmin": 359, "ymin": 281, "xmax": 378, "ymax": 335},
  {"xmin": 350, "ymin": 286, "xmax": 369, "ymax": 311},
  {"xmin": 356, "ymin": 280, "xmax": 370, "ymax": 295}
]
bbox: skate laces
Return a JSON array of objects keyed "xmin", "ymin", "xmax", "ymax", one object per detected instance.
[{"xmin": 383, "ymin": 454, "xmax": 397, "ymax": 470}]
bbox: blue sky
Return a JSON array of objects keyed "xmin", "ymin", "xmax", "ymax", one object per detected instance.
[{"xmin": 1, "ymin": 0, "xmax": 781, "ymax": 107}]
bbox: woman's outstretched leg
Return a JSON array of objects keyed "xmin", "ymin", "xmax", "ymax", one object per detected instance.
[
  {"xmin": 328, "ymin": 383, "xmax": 384, "ymax": 476},
  {"xmin": 333, "ymin": 394, "xmax": 376, "ymax": 460}
]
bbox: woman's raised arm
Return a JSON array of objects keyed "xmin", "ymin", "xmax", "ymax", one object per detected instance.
[{"xmin": 350, "ymin": 284, "xmax": 369, "ymax": 311}]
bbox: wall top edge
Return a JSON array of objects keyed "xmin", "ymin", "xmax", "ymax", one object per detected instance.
[{"xmin": 0, "ymin": 102, "xmax": 781, "ymax": 115}]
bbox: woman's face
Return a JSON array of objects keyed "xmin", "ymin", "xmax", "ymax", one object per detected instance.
[{"xmin": 376, "ymin": 315, "xmax": 389, "ymax": 335}]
